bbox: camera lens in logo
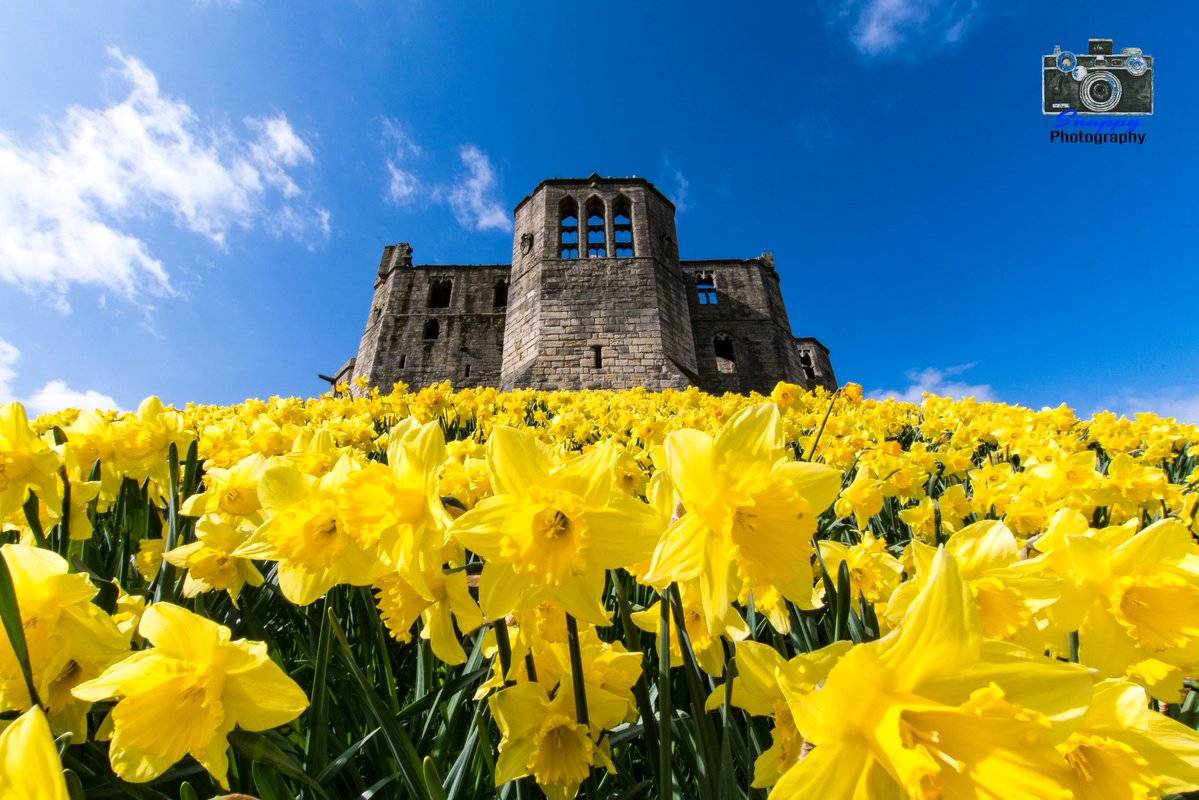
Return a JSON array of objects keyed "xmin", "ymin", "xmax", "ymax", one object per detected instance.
[
  {"xmin": 1056, "ymin": 51, "xmax": 1077, "ymax": 72},
  {"xmin": 1126, "ymin": 54, "xmax": 1148, "ymax": 76},
  {"xmin": 1080, "ymin": 71, "xmax": 1122, "ymax": 112}
]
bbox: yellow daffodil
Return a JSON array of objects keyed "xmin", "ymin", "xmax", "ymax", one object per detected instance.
[
  {"xmin": 642, "ymin": 404, "xmax": 842, "ymax": 630},
  {"xmin": 234, "ymin": 455, "xmax": 387, "ymax": 605},
  {"xmin": 0, "ymin": 706, "xmax": 69, "ymax": 800},
  {"xmin": 451, "ymin": 427, "xmax": 661, "ymax": 625},
  {"xmin": 817, "ymin": 531, "xmax": 902, "ymax": 607},
  {"xmin": 0, "ymin": 403, "xmax": 61, "ymax": 521},
  {"xmin": 489, "ymin": 680, "xmax": 626, "ymax": 800},
  {"xmin": 72, "ymin": 602, "xmax": 308, "ymax": 787},
  {"xmin": 773, "ymin": 548, "xmax": 1092, "ymax": 798},
  {"xmin": 1061, "ymin": 678, "xmax": 1199, "ymax": 798},
  {"xmin": 1030, "ymin": 513, "xmax": 1199, "ymax": 694},
  {"xmin": 0, "ymin": 544, "xmax": 128, "ymax": 739},
  {"xmin": 374, "ymin": 565, "xmax": 483, "ymax": 665},
  {"xmin": 180, "ymin": 452, "xmax": 269, "ymax": 523},
  {"xmin": 163, "ymin": 514, "xmax": 264, "ymax": 604}
]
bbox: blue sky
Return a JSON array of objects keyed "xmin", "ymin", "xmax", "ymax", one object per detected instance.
[{"xmin": 1, "ymin": 0, "xmax": 1196, "ymax": 419}]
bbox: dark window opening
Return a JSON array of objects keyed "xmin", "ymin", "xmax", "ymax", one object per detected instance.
[
  {"xmin": 399, "ymin": 354, "xmax": 406, "ymax": 369},
  {"xmin": 493, "ymin": 279, "xmax": 509, "ymax": 307},
  {"xmin": 464, "ymin": 364, "xmax": 471, "ymax": 378},
  {"xmin": 591, "ymin": 345, "xmax": 603, "ymax": 369},
  {"xmin": 803, "ymin": 365, "xmax": 817, "ymax": 380},
  {"xmin": 427, "ymin": 278, "xmax": 452, "ymax": 309},
  {"xmin": 799, "ymin": 352, "xmax": 813, "ymax": 366},
  {"xmin": 714, "ymin": 333, "xmax": 736, "ymax": 373},
  {"xmin": 585, "ymin": 197, "xmax": 607, "ymax": 258},
  {"xmin": 696, "ymin": 272, "xmax": 718, "ymax": 305},
  {"xmin": 613, "ymin": 195, "xmax": 634, "ymax": 257},
  {"xmin": 559, "ymin": 197, "xmax": 580, "ymax": 259},
  {"xmin": 423, "ymin": 319, "xmax": 440, "ymax": 340}
]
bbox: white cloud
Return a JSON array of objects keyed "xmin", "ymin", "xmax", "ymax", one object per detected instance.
[
  {"xmin": 870, "ymin": 363, "xmax": 995, "ymax": 403},
  {"xmin": 659, "ymin": 157, "xmax": 690, "ymax": 214},
  {"xmin": 0, "ymin": 338, "xmax": 119, "ymax": 415},
  {"xmin": 0, "ymin": 47, "xmax": 328, "ymax": 311},
  {"xmin": 1100, "ymin": 389, "xmax": 1199, "ymax": 425},
  {"xmin": 834, "ymin": 0, "xmax": 979, "ymax": 56},
  {"xmin": 382, "ymin": 119, "xmax": 422, "ymax": 205},
  {"xmin": 445, "ymin": 145, "xmax": 511, "ymax": 233}
]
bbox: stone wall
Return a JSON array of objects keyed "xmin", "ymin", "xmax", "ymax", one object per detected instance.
[
  {"xmin": 352, "ymin": 252, "xmax": 509, "ymax": 391},
  {"xmin": 681, "ymin": 259, "xmax": 813, "ymax": 394}
]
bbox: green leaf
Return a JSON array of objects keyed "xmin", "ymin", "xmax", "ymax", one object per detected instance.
[
  {"xmin": 0, "ymin": 551, "xmax": 40, "ymax": 708},
  {"xmin": 328, "ymin": 608, "xmax": 432, "ymax": 800},
  {"xmin": 230, "ymin": 729, "xmax": 329, "ymax": 799}
]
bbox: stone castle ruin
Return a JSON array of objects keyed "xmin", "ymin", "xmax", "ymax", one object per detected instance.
[{"xmin": 336, "ymin": 175, "xmax": 836, "ymax": 394}]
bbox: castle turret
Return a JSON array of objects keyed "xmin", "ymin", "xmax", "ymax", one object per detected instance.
[{"xmin": 501, "ymin": 175, "xmax": 698, "ymax": 390}]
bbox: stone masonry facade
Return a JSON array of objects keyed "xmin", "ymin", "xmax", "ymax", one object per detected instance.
[{"xmin": 337, "ymin": 175, "xmax": 836, "ymax": 395}]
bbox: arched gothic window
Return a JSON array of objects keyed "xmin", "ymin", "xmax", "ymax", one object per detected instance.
[
  {"xmin": 585, "ymin": 196, "xmax": 607, "ymax": 258},
  {"xmin": 559, "ymin": 198, "xmax": 579, "ymax": 259},
  {"xmin": 613, "ymin": 195, "xmax": 633, "ymax": 257}
]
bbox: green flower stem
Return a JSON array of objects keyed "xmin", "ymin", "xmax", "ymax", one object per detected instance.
[
  {"xmin": 658, "ymin": 588, "xmax": 673, "ymax": 800},
  {"xmin": 494, "ymin": 617, "xmax": 515, "ymax": 686}
]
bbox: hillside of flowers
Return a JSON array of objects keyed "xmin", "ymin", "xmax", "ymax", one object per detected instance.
[{"xmin": 1, "ymin": 379, "xmax": 1198, "ymax": 799}]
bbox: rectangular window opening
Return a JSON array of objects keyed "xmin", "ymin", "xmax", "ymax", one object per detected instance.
[
  {"xmin": 398, "ymin": 354, "xmax": 406, "ymax": 369},
  {"xmin": 591, "ymin": 345, "xmax": 603, "ymax": 369},
  {"xmin": 464, "ymin": 364, "xmax": 471, "ymax": 378}
]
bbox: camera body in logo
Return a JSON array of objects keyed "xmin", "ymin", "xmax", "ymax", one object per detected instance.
[{"xmin": 1043, "ymin": 38, "xmax": 1153, "ymax": 115}]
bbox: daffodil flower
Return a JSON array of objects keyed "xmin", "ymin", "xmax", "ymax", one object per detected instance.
[
  {"xmin": 489, "ymin": 680, "xmax": 626, "ymax": 800},
  {"xmin": 0, "ymin": 403, "xmax": 61, "ymax": 521},
  {"xmin": 73, "ymin": 602, "xmax": 308, "ymax": 787},
  {"xmin": 1061, "ymin": 678, "xmax": 1199, "ymax": 797},
  {"xmin": 0, "ymin": 706, "xmax": 69, "ymax": 800},
  {"xmin": 163, "ymin": 514, "xmax": 264, "ymax": 605},
  {"xmin": 451, "ymin": 427, "xmax": 661, "ymax": 625},
  {"xmin": 0, "ymin": 544, "xmax": 128, "ymax": 740},
  {"xmin": 642, "ymin": 404, "xmax": 842, "ymax": 630},
  {"xmin": 773, "ymin": 548, "xmax": 1093, "ymax": 798}
]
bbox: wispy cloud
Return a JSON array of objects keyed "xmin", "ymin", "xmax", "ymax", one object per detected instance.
[
  {"xmin": 870, "ymin": 362, "xmax": 995, "ymax": 403},
  {"xmin": 1099, "ymin": 388, "xmax": 1199, "ymax": 425},
  {"xmin": 0, "ymin": 47, "xmax": 328, "ymax": 312},
  {"xmin": 0, "ymin": 338, "xmax": 119, "ymax": 415},
  {"xmin": 831, "ymin": 0, "xmax": 980, "ymax": 57},
  {"xmin": 446, "ymin": 145, "xmax": 511, "ymax": 233},
  {"xmin": 382, "ymin": 118, "xmax": 423, "ymax": 205},
  {"xmin": 661, "ymin": 158, "xmax": 690, "ymax": 214}
]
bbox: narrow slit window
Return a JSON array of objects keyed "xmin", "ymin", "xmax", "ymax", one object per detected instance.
[
  {"xmin": 493, "ymin": 279, "xmax": 509, "ymax": 307},
  {"xmin": 591, "ymin": 345, "xmax": 603, "ymax": 369},
  {"xmin": 559, "ymin": 197, "xmax": 579, "ymax": 259},
  {"xmin": 585, "ymin": 197, "xmax": 607, "ymax": 258},
  {"xmin": 464, "ymin": 364, "xmax": 471, "ymax": 378},
  {"xmin": 398, "ymin": 354, "xmax": 406, "ymax": 368},
  {"xmin": 427, "ymin": 278, "xmax": 452, "ymax": 309},
  {"xmin": 714, "ymin": 333, "xmax": 736, "ymax": 373},
  {"xmin": 423, "ymin": 319, "xmax": 440, "ymax": 340},
  {"xmin": 696, "ymin": 272, "xmax": 718, "ymax": 305},
  {"xmin": 613, "ymin": 195, "xmax": 634, "ymax": 257}
]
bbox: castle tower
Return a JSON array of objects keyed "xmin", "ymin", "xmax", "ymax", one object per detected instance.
[{"xmin": 501, "ymin": 175, "xmax": 699, "ymax": 390}]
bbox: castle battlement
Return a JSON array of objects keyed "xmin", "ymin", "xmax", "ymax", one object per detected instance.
[{"xmin": 340, "ymin": 175, "xmax": 835, "ymax": 393}]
